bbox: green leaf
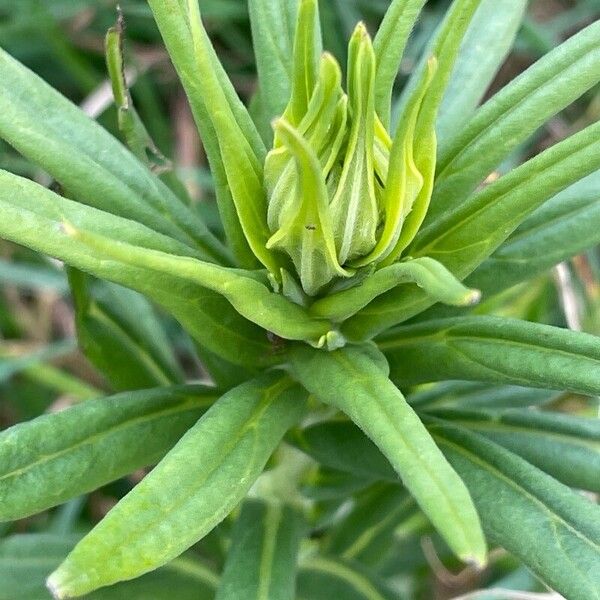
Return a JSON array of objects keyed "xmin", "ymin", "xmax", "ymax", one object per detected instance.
[
  {"xmin": 147, "ymin": 0, "xmax": 265, "ymax": 267},
  {"xmin": 0, "ymin": 534, "xmax": 218, "ymax": 600},
  {"xmin": 310, "ymin": 257, "xmax": 479, "ymax": 322},
  {"xmin": 429, "ymin": 421, "xmax": 600, "ymax": 600},
  {"xmin": 47, "ymin": 372, "xmax": 308, "ymax": 598},
  {"xmin": 248, "ymin": 0, "xmax": 297, "ymax": 122},
  {"xmin": 373, "ymin": 0, "xmax": 427, "ymax": 128},
  {"xmin": 215, "ymin": 499, "xmax": 304, "ymax": 600},
  {"xmin": 342, "ymin": 120, "xmax": 600, "ymax": 341},
  {"xmin": 0, "ymin": 385, "xmax": 216, "ymax": 521},
  {"xmin": 467, "ymin": 170, "xmax": 600, "ymax": 297},
  {"xmin": 0, "ymin": 258, "xmax": 67, "ymax": 293},
  {"xmin": 325, "ymin": 483, "xmax": 417, "ymax": 565},
  {"xmin": 379, "ymin": 316, "xmax": 600, "ymax": 395},
  {"xmin": 290, "ymin": 421, "xmax": 397, "ymax": 482},
  {"xmin": 62, "ymin": 223, "xmax": 333, "ymax": 345},
  {"xmin": 0, "ymin": 48, "xmax": 227, "ymax": 265},
  {"xmin": 301, "ymin": 466, "xmax": 375, "ymax": 501},
  {"xmin": 282, "ymin": 0, "xmax": 322, "ymax": 127},
  {"xmin": 408, "ymin": 382, "xmax": 559, "ymax": 410},
  {"xmin": 429, "ymin": 19, "xmax": 600, "ymax": 221},
  {"xmin": 68, "ymin": 270, "xmax": 183, "ymax": 390},
  {"xmin": 289, "ymin": 344, "xmax": 487, "ymax": 567},
  {"xmin": 436, "ymin": 0, "xmax": 528, "ymax": 142},
  {"xmin": 427, "ymin": 408, "xmax": 600, "ymax": 492},
  {"xmin": 297, "ymin": 556, "xmax": 399, "ymax": 600},
  {"xmin": 0, "ymin": 170, "xmax": 275, "ymax": 367}
]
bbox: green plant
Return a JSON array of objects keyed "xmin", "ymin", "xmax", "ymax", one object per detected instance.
[{"xmin": 0, "ymin": 0, "xmax": 599, "ymax": 598}]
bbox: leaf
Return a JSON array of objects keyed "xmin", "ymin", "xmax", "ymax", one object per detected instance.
[
  {"xmin": 62, "ymin": 222, "xmax": 333, "ymax": 344},
  {"xmin": 289, "ymin": 344, "xmax": 487, "ymax": 567},
  {"xmin": 297, "ymin": 556, "xmax": 399, "ymax": 600},
  {"xmin": 427, "ymin": 407, "xmax": 600, "ymax": 492},
  {"xmin": 0, "ymin": 48, "xmax": 227, "ymax": 264},
  {"xmin": 0, "ymin": 170, "xmax": 277, "ymax": 367},
  {"xmin": 428, "ymin": 420, "xmax": 600, "ymax": 600},
  {"xmin": 47, "ymin": 372, "xmax": 308, "ymax": 598},
  {"xmin": 342, "ymin": 119, "xmax": 600, "ymax": 341},
  {"xmin": 429, "ymin": 19, "xmax": 600, "ymax": 221},
  {"xmin": 0, "ymin": 534, "xmax": 218, "ymax": 600},
  {"xmin": 301, "ymin": 466, "xmax": 375, "ymax": 501},
  {"xmin": 68, "ymin": 269, "xmax": 183, "ymax": 391},
  {"xmin": 408, "ymin": 381, "xmax": 559, "ymax": 410},
  {"xmin": 467, "ymin": 170, "xmax": 600, "ymax": 297},
  {"xmin": 325, "ymin": 483, "xmax": 417, "ymax": 566},
  {"xmin": 436, "ymin": 0, "xmax": 528, "ymax": 142},
  {"xmin": 290, "ymin": 421, "xmax": 397, "ymax": 482},
  {"xmin": 248, "ymin": 0, "xmax": 297, "ymax": 122},
  {"xmin": 379, "ymin": 316, "xmax": 600, "ymax": 395},
  {"xmin": 0, "ymin": 385, "xmax": 216, "ymax": 521},
  {"xmin": 0, "ymin": 258, "xmax": 67, "ymax": 293},
  {"xmin": 372, "ymin": 0, "xmax": 427, "ymax": 128},
  {"xmin": 215, "ymin": 499, "xmax": 304, "ymax": 600},
  {"xmin": 147, "ymin": 0, "xmax": 268, "ymax": 269},
  {"xmin": 310, "ymin": 257, "xmax": 479, "ymax": 322}
]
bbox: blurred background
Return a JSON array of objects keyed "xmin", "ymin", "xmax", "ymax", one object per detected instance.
[{"xmin": 0, "ymin": 1, "xmax": 598, "ymax": 599}]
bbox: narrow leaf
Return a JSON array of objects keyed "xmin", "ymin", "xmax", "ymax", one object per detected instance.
[
  {"xmin": 429, "ymin": 20, "xmax": 600, "ymax": 221},
  {"xmin": 310, "ymin": 257, "xmax": 479, "ymax": 322},
  {"xmin": 47, "ymin": 373, "xmax": 308, "ymax": 598},
  {"xmin": 0, "ymin": 385, "xmax": 216, "ymax": 521},
  {"xmin": 429, "ymin": 421, "xmax": 600, "ymax": 600},
  {"xmin": 436, "ymin": 0, "xmax": 528, "ymax": 141},
  {"xmin": 297, "ymin": 556, "xmax": 399, "ymax": 600},
  {"xmin": 215, "ymin": 499, "xmax": 304, "ymax": 600},
  {"xmin": 379, "ymin": 316, "xmax": 600, "ymax": 395},
  {"xmin": 0, "ymin": 48, "xmax": 227, "ymax": 264},
  {"xmin": 428, "ymin": 407, "xmax": 600, "ymax": 492},
  {"xmin": 373, "ymin": 0, "xmax": 427, "ymax": 127},
  {"xmin": 68, "ymin": 269, "xmax": 183, "ymax": 390},
  {"xmin": 248, "ymin": 0, "xmax": 298, "ymax": 121},
  {"xmin": 290, "ymin": 344, "xmax": 487, "ymax": 566}
]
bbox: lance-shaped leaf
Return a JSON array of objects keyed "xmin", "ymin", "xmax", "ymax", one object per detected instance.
[
  {"xmin": 310, "ymin": 257, "xmax": 479, "ymax": 322},
  {"xmin": 427, "ymin": 408, "xmax": 600, "ymax": 492},
  {"xmin": 428, "ymin": 420, "xmax": 600, "ymax": 600},
  {"xmin": 429, "ymin": 19, "xmax": 600, "ymax": 221},
  {"xmin": 0, "ymin": 48, "xmax": 227, "ymax": 265},
  {"xmin": 47, "ymin": 372, "xmax": 308, "ymax": 598},
  {"xmin": 289, "ymin": 344, "xmax": 487, "ymax": 567},
  {"xmin": 342, "ymin": 119, "xmax": 600, "ymax": 341},
  {"xmin": 290, "ymin": 421, "xmax": 397, "ymax": 482},
  {"xmin": 467, "ymin": 170, "xmax": 600, "ymax": 297},
  {"xmin": 408, "ymin": 381, "xmax": 559, "ymax": 411},
  {"xmin": 183, "ymin": 0, "xmax": 281, "ymax": 275},
  {"xmin": 0, "ymin": 385, "xmax": 216, "ymax": 521},
  {"xmin": 215, "ymin": 499, "xmax": 304, "ymax": 600},
  {"xmin": 436, "ymin": 0, "xmax": 528, "ymax": 142},
  {"xmin": 0, "ymin": 534, "xmax": 218, "ymax": 600},
  {"xmin": 63, "ymin": 223, "xmax": 333, "ymax": 344},
  {"xmin": 147, "ymin": 0, "xmax": 265, "ymax": 267},
  {"xmin": 297, "ymin": 556, "xmax": 399, "ymax": 600},
  {"xmin": 382, "ymin": 0, "xmax": 484, "ymax": 264},
  {"xmin": 373, "ymin": 0, "xmax": 427, "ymax": 128},
  {"xmin": 68, "ymin": 270, "xmax": 183, "ymax": 391},
  {"xmin": 379, "ymin": 316, "xmax": 600, "ymax": 396},
  {"xmin": 248, "ymin": 0, "xmax": 297, "ymax": 123},
  {"xmin": 356, "ymin": 59, "xmax": 435, "ymax": 266},
  {"xmin": 0, "ymin": 171, "xmax": 273, "ymax": 367},
  {"xmin": 281, "ymin": 0, "xmax": 323, "ymax": 128},
  {"xmin": 267, "ymin": 116, "xmax": 349, "ymax": 296},
  {"xmin": 329, "ymin": 24, "xmax": 379, "ymax": 265},
  {"xmin": 325, "ymin": 483, "xmax": 417, "ymax": 565}
]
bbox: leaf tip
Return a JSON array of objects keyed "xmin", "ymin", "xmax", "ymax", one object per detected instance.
[
  {"xmin": 46, "ymin": 573, "xmax": 68, "ymax": 600},
  {"xmin": 462, "ymin": 288, "xmax": 482, "ymax": 306},
  {"xmin": 59, "ymin": 220, "xmax": 78, "ymax": 238}
]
